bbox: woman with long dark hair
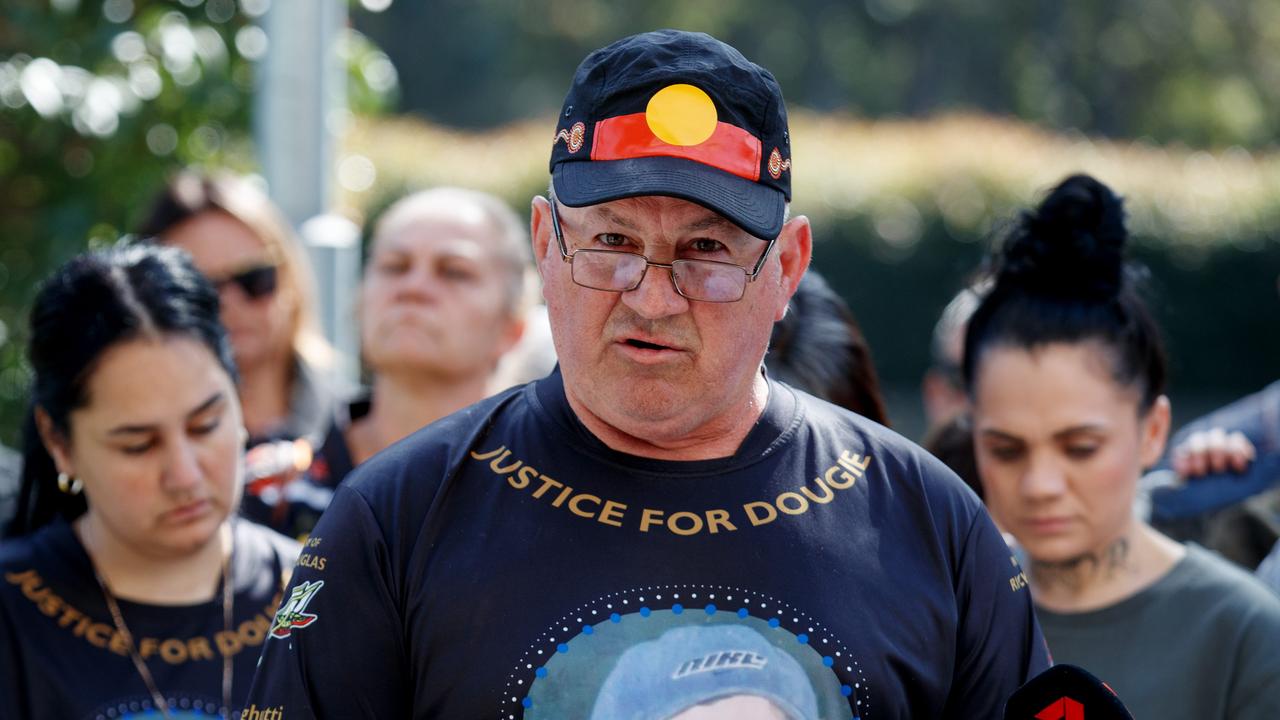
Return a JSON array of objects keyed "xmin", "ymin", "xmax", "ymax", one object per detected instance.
[
  {"xmin": 1, "ymin": 245, "xmax": 298, "ymax": 719},
  {"xmin": 965, "ymin": 174, "xmax": 1280, "ymax": 717}
]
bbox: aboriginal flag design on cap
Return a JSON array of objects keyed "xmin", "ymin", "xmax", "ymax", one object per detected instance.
[{"xmin": 550, "ymin": 30, "xmax": 792, "ymax": 240}]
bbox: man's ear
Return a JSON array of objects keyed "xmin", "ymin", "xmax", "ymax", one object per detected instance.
[
  {"xmin": 772, "ymin": 215, "xmax": 812, "ymax": 322},
  {"xmin": 530, "ymin": 196, "xmax": 554, "ymax": 281},
  {"xmin": 35, "ymin": 406, "xmax": 74, "ymax": 477}
]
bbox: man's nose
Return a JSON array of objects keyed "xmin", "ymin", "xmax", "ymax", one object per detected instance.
[{"xmin": 620, "ymin": 264, "xmax": 689, "ymax": 319}]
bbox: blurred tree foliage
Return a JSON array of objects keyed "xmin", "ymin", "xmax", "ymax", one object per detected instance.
[
  {"xmin": 2, "ymin": 0, "xmax": 1278, "ymax": 445},
  {"xmin": 356, "ymin": 0, "xmax": 1280, "ymax": 148},
  {"xmin": 0, "ymin": 0, "xmax": 395, "ymax": 447}
]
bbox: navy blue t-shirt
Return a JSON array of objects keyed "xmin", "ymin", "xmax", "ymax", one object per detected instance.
[
  {"xmin": 0, "ymin": 518, "xmax": 298, "ymax": 719},
  {"xmin": 247, "ymin": 369, "xmax": 1048, "ymax": 718}
]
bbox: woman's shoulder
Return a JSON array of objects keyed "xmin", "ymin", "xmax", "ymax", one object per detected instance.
[
  {"xmin": 1166, "ymin": 544, "xmax": 1280, "ymax": 625},
  {"xmin": 231, "ymin": 519, "xmax": 302, "ymax": 595},
  {"xmin": 0, "ymin": 520, "xmax": 78, "ymax": 572}
]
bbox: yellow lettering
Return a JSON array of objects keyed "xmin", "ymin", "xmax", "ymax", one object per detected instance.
[
  {"xmin": 160, "ymin": 638, "xmax": 188, "ymax": 664},
  {"xmin": 240, "ymin": 615, "xmax": 269, "ymax": 647},
  {"xmin": 568, "ymin": 493, "xmax": 601, "ymax": 519},
  {"xmin": 298, "ymin": 553, "xmax": 328, "ymax": 571},
  {"xmin": 489, "ymin": 449, "xmax": 522, "ymax": 474},
  {"xmin": 4, "ymin": 569, "xmax": 38, "ymax": 585},
  {"xmin": 743, "ymin": 502, "xmax": 778, "ymax": 526},
  {"xmin": 215, "ymin": 630, "xmax": 241, "ymax": 656},
  {"xmin": 108, "ymin": 629, "xmax": 129, "ymax": 656},
  {"xmin": 667, "ymin": 511, "xmax": 703, "ymax": 536},
  {"xmin": 58, "ymin": 605, "xmax": 84, "ymax": 628},
  {"xmin": 37, "ymin": 590, "xmax": 62, "ymax": 617},
  {"xmin": 639, "ymin": 508, "xmax": 665, "ymax": 532},
  {"xmin": 71, "ymin": 615, "xmax": 92, "ymax": 638},
  {"xmin": 838, "ymin": 450, "xmax": 872, "ymax": 474},
  {"xmin": 549, "ymin": 484, "xmax": 574, "ymax": 508},
  {"xmin": 86, "ymin": 623, "xmax": 113, "ymax": 649},
  {"xmin": 705, "ymin": 509, "xmax": 736, "ymax": 534},
  {"xmin": 598, "ymin": 500, "xmax": 627, "ymax": 527},
  {"xmin": 139, "ymin": 636, "xmax": 159, "ymax": 659},
  {"xmin": 512, "ymin": 465, "xmax": 538, "ymax": 489},
  {"xmin": 188, "ymin": 636, "xmax": 215, "ymax": 661},
  {"xmin": 823, "ymin": 465, "xmax": 856, "ymax": 490},
  {"xmin": 531, "ymin": 474, "xmax": 563, "ymax": 499},
  {"xmin": 800, "ymin": 476, "xmax": 835, "ymax": 504},
  {"xmin": 20, "ymin": 583, "xmax": 49, "ymax": 604},
  {"xmin": 776, "ymin": 492, "xmax": 809, "ymax": 515},
  {"xmin": 469, "ymin": 445, "xmax": 506, "ymax": 460}
]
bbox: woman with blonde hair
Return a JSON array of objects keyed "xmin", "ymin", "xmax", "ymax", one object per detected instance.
[{"xmin": 139, "ymin": 171, "xmax": 335, "ymax": 448}]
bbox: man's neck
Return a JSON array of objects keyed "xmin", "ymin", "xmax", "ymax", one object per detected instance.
[
  {"xmin": 564, "ymin": 370, "xmax": 770, "ymax": 461},
  {"xmin": 75, "ymin": 515, "xmax": 227, "ymax": 605},
  {"xmin": 348, "ymin": 370, "xmax": 492, "ymax": 464}
]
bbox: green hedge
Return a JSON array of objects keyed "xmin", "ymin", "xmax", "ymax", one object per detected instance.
[
  {"xmin": 341, "ymin": 112, "xmax": 1280, "ymax": 434},
  {"xmin": 1, "ymin": 112, "xmax": 1277, "ymax": 445}
]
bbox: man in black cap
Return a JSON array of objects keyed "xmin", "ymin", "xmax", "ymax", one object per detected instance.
[{"xmin": 246, "ymin": 30, "xmax": 1048, "ymax": 718}]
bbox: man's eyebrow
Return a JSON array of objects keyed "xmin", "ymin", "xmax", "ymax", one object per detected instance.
[{"xmin": 585, "ymin": 206, "xmax": 641, "ymax": 231}]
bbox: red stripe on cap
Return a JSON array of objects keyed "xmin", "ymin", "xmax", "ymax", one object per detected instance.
[{"xmin": 590, "ymin": 113, "xmax": 762, "ymax": 182}]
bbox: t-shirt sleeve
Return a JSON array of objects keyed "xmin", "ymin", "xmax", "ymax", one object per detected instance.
[
  {"xmin": 941, "ymin": 510, "xmax": 1051, "ymax": 717},
  {"xmin": 244, "ymin": 485, "xmax": 409, "ymax": 718}
]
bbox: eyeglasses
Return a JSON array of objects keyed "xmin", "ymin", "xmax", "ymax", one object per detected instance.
[
  {"xmin": 209, "ymin": 264, "xmax": 278, "ymax": 300},
  {"xmin": 549, "ymin": 200, "xmax": 775, "ymax": 303}
]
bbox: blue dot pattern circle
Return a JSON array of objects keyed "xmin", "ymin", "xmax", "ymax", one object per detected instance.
[{"xmin": 504, "ymin": 584, "xmax": 870, "ymax": 719}]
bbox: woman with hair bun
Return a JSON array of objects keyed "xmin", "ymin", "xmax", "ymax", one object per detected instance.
[{"xmin": 965, "ymin": 174, "xmax": 1280, "ymax": 717}]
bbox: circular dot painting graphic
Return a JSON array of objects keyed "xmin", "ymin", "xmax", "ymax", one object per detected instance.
[{"xmin": 500, "ymin": 584, "xmax": 869, "ymax": 720}]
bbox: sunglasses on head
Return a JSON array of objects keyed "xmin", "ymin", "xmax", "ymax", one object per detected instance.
[{"xmin": 210, "ymin": 264, "xmax": 278, "ymax": 300}]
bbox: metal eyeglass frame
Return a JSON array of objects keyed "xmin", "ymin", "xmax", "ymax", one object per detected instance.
[{"xmin": 547, "ymin": 198, "xmax": 777, "ymax": 303}]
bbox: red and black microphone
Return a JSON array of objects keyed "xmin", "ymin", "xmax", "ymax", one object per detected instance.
[{"xmin": 1004, "ymin": 665, "xmax": 1134, "ymax": 720}]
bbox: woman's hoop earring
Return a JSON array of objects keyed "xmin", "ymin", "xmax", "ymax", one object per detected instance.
[{"xmin": 57, "ymin": 472, "xmax": 83, "ymax": 495}]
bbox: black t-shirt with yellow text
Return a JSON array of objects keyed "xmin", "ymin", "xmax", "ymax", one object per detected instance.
[
  {"xmin": 0, "ymin": 518, "xmax": 298, "ymax": 719},
  {"xmin": 246, "ymin": 368, "xmax": 1049, "ymax": 719}
]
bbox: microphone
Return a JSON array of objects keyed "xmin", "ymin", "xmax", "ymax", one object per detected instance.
[{"xmin": 1003, "ymin": 664, "xmax": 1134, "ymax": 720}]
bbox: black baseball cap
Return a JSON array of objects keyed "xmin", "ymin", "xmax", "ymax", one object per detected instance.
[{"xmin": 550, "ymin": 30, "xmax": 792, "ymax": 240}]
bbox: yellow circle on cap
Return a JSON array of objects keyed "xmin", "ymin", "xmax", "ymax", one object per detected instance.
[{"xmin": 645, "ymin": 84, "xmax": 718, "ymax": 146}]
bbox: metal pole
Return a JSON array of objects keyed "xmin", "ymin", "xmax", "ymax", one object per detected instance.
[{"xmin": 256, "ymin": 0, "xmax": 359, "ymax": 383}]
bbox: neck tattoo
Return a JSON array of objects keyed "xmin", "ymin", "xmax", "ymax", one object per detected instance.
[
  {"xmin": 1031, "ymin": 536, "xmax": 1132, "ymax": 594},
  {"xmin": 87, "ymin": 523, "xmax": 234, "ymax": 720}
]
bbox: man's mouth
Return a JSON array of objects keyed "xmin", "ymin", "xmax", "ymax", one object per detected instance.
[{"xmin": 625, "ymin": 338, "xmax": 671, "ymax": 351}]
